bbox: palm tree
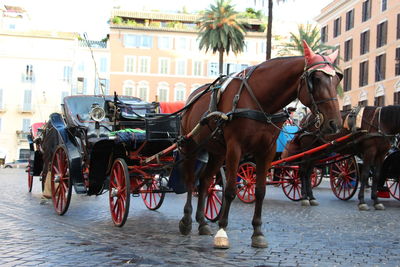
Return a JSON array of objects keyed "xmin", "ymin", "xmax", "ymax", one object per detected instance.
[
  {"xmin": 279, "ymin": 24, "xmax": 335, "ymax": 56},
  {"xmin": 266, "ymin": 0, "xmax": 287, "ymax": 60},
  {"xmin": 197, "ymin": 0, "xmax": 247, "ymax": 75}
]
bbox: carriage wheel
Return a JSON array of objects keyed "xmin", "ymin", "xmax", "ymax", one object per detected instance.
[
  {"xmin": 205, "ymin": 172, "xmax": 224, "ymax": 222},
  {"xmin": 141, "ymin": 177, "xmax": 165, "ymax": 210},
  {"xmin": 109, "ymin": 158, "xmax": 130, "ymax": 227},
  {"xmin": 311, "ymin": 167, "xmax": 323, "ymax": 188},
  {"xmin": 51, "ymin": 146, "xmax": 72, "ymax": 215},
  {"xmin": 27, "ymin": 161, "xmax": 33, "ymax": 192},
  {"xmin": 329, "ymin": 156, "xmax": 359, "ymax": 201},
  {"xmin": 281, "ymin": 167, "xmax": 302, "ymax": 201},
  {"xmin": 236, "ymin": 162, "xmax": 256, "ymax": 203},
  {"xmin": 387, "ymin": 179, "xmax": 400, "ymax": 200}
]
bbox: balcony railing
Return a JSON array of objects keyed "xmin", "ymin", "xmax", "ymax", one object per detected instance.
[
  {"xmin": 21, "ymin": 73, "xmax": 35, "ymax": 83},
  {"xmin": 17, "ymin": 104, "xmax": 34, "ymax": 113},
  {"xmin": 16, "ymin": 130, "xmax": 29, "ymax": 141}
]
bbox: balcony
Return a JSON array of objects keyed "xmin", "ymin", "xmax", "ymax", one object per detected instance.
[{"xmin": 17, "ymin": 104, "xmax": 34, "ymax": 113}]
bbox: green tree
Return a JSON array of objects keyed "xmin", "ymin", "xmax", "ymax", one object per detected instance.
[
  {"xmin": 266, "ymin": 0, "xmax": 287, "ymax": 60},
  {"xmin": 197, "ymin": 0, "xmax": 247, "ymax": 75},
  {"xmin": 279, "ymin": 24, "xmax": 335, "ymax": 56}
]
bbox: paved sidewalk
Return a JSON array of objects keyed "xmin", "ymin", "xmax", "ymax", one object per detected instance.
[{"xmin": 1, "ymin": 168, "xmax": 400, "ymax": 266}]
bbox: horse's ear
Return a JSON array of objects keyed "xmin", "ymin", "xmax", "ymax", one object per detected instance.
[
  {"xmin": 302, "ymin": 40, "xmax": 315, "ymax": 65},
  {"xmin": 327, "ymin": 49, "xmax": 339, "ymax": 63}
]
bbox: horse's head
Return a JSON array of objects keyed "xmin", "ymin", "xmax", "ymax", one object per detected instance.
[{"xmin": 297, "ymin": 40, "xmax": 342, "ymax": 134}]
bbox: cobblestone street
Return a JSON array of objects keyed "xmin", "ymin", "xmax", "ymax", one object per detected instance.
[{"xmin": 1, "ymin": 168, "xmax": 400, "ymax": 266}]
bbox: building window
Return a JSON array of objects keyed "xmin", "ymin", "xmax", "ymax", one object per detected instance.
[
  {"xmin": 137, "ymin": 82, "xmax": 149, "ymax": 101},
  {"xmin": 334, "ymin": 45, "xmax": 340, "ymax": 65},
  {"xmin": 321, "ymin": 26, "xmax": 328, "ymax": 43},
  {"xmin": 159, "ymin": 58, "xmax": 170, "ymax": 75},
  {"xmin": 23, "ymin": 90, "xmax": 32, "ymax": 111},
  {"xmin": 124, "ymin": 34, "xmax": 153, "ymax": 48},
  {"xmin": 208, "ymin": 62, "xmax": 219, "ymax": 77},
  {"xmin": 22, "ymin": 118, "xmax": 31, "ymax": 133},
  {"xmin": 397, "ymin": 14, "xmax": 400, "ymax": 39},
  {"xmin": 343, "ymin": 67, "xmax": 352, "ymax": 92},
  {"xmin": 394, "ymin": 92, "xmax": 400, "ymax": 105},
  {"xmin": 193, "ymin": 61, "xmax": 202, "ymax": 76},
  {"xmin": 374, "ymin": 95, "xmax": 385, "ymax": 106},
  {"xmin": 125, "ymin": 56, "xmax": 136, "ymax": 73},
  {"xmin": 396, "ymin": 47, "xmax": 400, "ymax": 76},
  {"xmin": 342, "ymin": 104, "xmax": 352, "ymax": 112},
  {"xmin": 259, "ymin": 41, "xmax": 266, "ymax": 54},
  {"xmin": 158, "ymin": 36, "xmax": 172, "ymax": 49},
  {"xmin": 174, "ymin": 84, "xmax": 186, "ymax": 101},
  {"xmin": 333, "ymin": 17, "xmax": 341, "ymax": 38},
  {"xmin": 0, "ymin": 118, "xmax": 2, "ymax": 131},
  {"xmin": 376, "ymin": 21, "xmax": 388, "ymax": 48},
  {"xmin": 138, "ymin": 57, "xmax": 150, "ymax": 73},
  {"xmin": 360, "ymin": 30, "xmax": 370, "ymax": 55},
  {"xmin": 224, "ymin": 63, "xmax": 237, "ymax": 75},
  {"xmin": 176, "ymin": 37, "xmax": 189, "ymax": 50},
  {"xmin": 123, "ymin": 81, "xmax": 135, "ymax": 96},
  {"xmin": 381, "ymin": 0, "xmax": 387, "ymax": 11},
  {"xmin": 176, "ymin": 59, "xmax": 186, "ymax": 76},
  {"xmin": 99, "ymin": 57, "xmax": 107, "ymax": 73},
  {"xmin": 362, "ymin": 0, "xmax": 371, "ymax": 22},
  {"xmin": 24, "ymin": 64, "xmax": 34, "ymax": 81},
  {"xmin": 375, "ymin": 54, "xmax": 386, "ymax": 82},
  {"xmin": 63, "ymin": 66, "xmax": 72, "ymax": 82},
  {"xmin": 344, "ymin": 39, "xmax": 353, "ymax": 62},
  {"xmin": 157, "ymin": 83, "xmax": 169, "ymax": 102},
  {"xmin": 345, "ymin": 9, "xmax": 354, "ymax": 31},
  {"xmin": 358, "ymin": 100, "xmax": 368, "ymax": 107},
  {"xmin": 359, "ymin": 61, "xmax": 369, "ymax": 87},
  {"xmin": 76, "ymin": 77, "xmax": 86, "ymax": 95}
]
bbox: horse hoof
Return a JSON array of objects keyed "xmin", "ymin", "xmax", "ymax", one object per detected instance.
[
  {"xmin": 179, "ymin": 219, "xmax": 192, "ymax": 235},
  {"xmin": 358, "ymin": 204, "xmax": 370, "ymax": 211},
  {"xmin": 301, "ymin": 200, "xmax": 310, "ymax": 206},
  {"xmin": 214, "ymin": 229, "xmax": 229, "ymax": 249},
  {"xmin": 198, "ymin": 224, "xmax": 212, "ymax": 235},
  {"xmin": 374, "ymin": 203, "xmax": 385, "ymax": 210},
  {"xmin": 251, "ymin": 235, "xmax": 268, "ymax": 248},
  {"xmin": 309, "ymin": 199, "xmax": 319, "ymax": 206}
]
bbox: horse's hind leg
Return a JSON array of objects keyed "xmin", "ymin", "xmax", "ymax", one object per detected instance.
[
  {"xmin": 358, "ymin": 160, "xmax": 371, "ymax": 211},
  {"xmin": 179, "ymin": 157, "xmax": 197, "ymax": 235},
  {"xmin": 214, "ymin": 145, "xmax": 241, "ymax": 249},
  {"xmin": 250, "ymin": 152, "xmax": 271, "ymax": 248},
  {"xmin": 195, "ymin": 154, "xmax": 224, "ymax": 235},
  {"xmin": 371, "ymin": 163, "xmax": 385, "ymax": 210}
]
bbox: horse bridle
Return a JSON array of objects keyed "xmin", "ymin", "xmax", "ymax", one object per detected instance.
[{"xmin": 299, "ymin": 55, "xmax": 341, "ymax": 129}]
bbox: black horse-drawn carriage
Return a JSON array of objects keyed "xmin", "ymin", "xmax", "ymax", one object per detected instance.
[{"xmin": 28, "ymin": 94, "xmax": 224, "ymax": 226}]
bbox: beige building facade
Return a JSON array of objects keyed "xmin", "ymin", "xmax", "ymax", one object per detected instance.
[
  {"xmin": 316, "ymin": 0, "xmax": 400, "ymax": 110},
  {"xmin": 109, "ymin": 10, "xmax": 268, "ymax": 102}
]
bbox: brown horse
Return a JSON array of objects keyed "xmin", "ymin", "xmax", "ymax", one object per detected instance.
[
  {"xmin": 283, "ymin": 105, "xmax": 399, "ymax": 211},
  {"xmin": 179, "ymin": 41, "xmax": 343, "ymax": 248}
]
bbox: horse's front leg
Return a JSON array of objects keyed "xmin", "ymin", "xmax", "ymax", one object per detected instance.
[
  {"xmin": 305, "ymin": 166, "xmax": 319, "ymax": 206},
  {"xmin": 358, "ymin": 161, "xmax": 371, "ymax": 211},
  {"xmin": 250, "ymin": 154, "xmax": 269, "ymax": 248},
  {"xmin": 214, "ymin": 145, "xmax": 240, "ymax": 249},
  {"xmin": 298, "ymin": 162, "xmax": 311, "ymax": 206},
  {"xmin": 179, "ymin": 157, "xmax": 196, "ymax": 235},
  {"xmin": 371, "ymin": 164, "xmax": 385, "ymax": 210},
  {"xmin": 195, "ymin": 154, "xmax": 224, "ymax": 235}
]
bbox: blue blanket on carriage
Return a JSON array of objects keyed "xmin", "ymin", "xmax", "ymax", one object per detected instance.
[
  {"xmin": 111, "ymin": 129, "xmax": 147, "ymax": 148},
  {"xmin": 276, "ymin": 125, "xmax": 299, "ymax": 153}
]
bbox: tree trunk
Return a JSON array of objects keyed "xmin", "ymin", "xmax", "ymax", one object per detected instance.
[
  {"xmin": 266, "ymin": 0, "xmax": 273, "ymax": 60},
  {"xmin": 218, "ymin": 48, "xmax": 224, "ymax": 75}
]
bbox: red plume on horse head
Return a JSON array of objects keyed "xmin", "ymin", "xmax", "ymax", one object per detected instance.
[{"xmin": 302, "ymin": 40, "xmax": 338, "ymax": 76}]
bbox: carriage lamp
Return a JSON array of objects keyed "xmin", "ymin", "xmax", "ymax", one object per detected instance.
[{"xmin": 89, "ymin": 104, "xmax": 106, "ymax": 122}]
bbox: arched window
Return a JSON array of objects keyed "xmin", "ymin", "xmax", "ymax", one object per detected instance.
[
  {"xmin": 123, "ymin": 80, "xmax": 135, "ymax": 96},
  {"xmin": 174, "ymin": 83, "xmax": 186, "ymax": 101},
  {"xmin": 157, "ymin": 82, "xmax": 169, "ymax": 102},
  {"xmin": 137, "ymin": 81, "xmax": 149, "ymax": 101}
]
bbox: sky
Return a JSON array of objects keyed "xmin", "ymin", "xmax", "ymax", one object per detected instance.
[{"xmin": 2, "ymin": 0, "xmax": 333, "ymax": 40}]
